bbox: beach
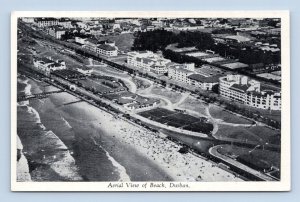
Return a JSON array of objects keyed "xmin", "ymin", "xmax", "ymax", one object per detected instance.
[{"xmin": 17, "ymin": 76, "xmax": 242, "ymax": 182}]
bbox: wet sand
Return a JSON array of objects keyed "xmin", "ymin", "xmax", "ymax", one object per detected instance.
[{"xmin": 18, "ymin": 77, "xmax": 242, "ymax": 181}]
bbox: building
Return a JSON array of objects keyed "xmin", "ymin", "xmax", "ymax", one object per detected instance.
[
  {"xmin": 21, "ymin": 17, "xmax": 35, "ymax": 23},
  {"xmin": 96, "ymin": 44, "xmax": 118, "ymax": 57},
  {"xmin": 76, "ymin": 66, "xmax": 93, "ymax": 76},
  {"xmin": 168, "ymin": 63, "xmax": 220, "ymax": 90},
  {"xmin": 219, "ymin": 74, "xmax": 281, "ymax": 110},
  {"xmin": 89, "ymin": 27, "xmax": 103, "ymax": 35},
  {"xmin": 34, "ymin": 18, "xmax": 58, "ymax": 27},
  {"xmin": 75, "ymin": 36, "xmax": 88, "ymax": 45},
  {"xmin": 168, "ymin": 63, "xmax": 195, "ymax": 84},
  {"xmin": 116, "ymin": 93, "xmax": 159, "ymax": 111},
  {"xmin": 58, "ymin": 18, "xmax": 73, "ymax": 28},
  {"xmin": 213, "ymin": 33, "xmax": 252, "ymax": 45},
  {"xmin": 188, "ymin": 74, "xmax": 220, "ymax": 91},
  {"xmin": 84, "ymin": 38, "xmax": 99, "ymax": 52},
  {"xmin": 127, "ymin": 51, "xmax": 171, "ymax": 74},
  {"xmin": 33, "ymin": 57, "xmax": 66, "ymax": 75},
  {"xmin": 48, "ymin": 26, "xmax": 66, "ymax": 39}
]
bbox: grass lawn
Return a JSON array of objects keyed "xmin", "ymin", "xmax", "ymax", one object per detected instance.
[
  {"xmin": 139, "ymin": 108, "xmax": 213, "ymax": 134},
  {"xmin": 209, "ymin": 105, "xmax": 254, "ymax": 124},
  {"xmin": 150, "ymin": 86, "xmax": 182, "ymax": 104},
  {"xmin": 80, "ymin": 79, "xmax": 111, "ymax": 93},
  {"xmin": 95, "ymin": 65, "xmax": 128, "ymax": 77},
  {"xmin": 214, "ymin": 125, "xmax": 280, "ymax": 145},
  {"xmin": 79, "ymin": 78, "xmax": 124, "ymax": 94},
  {"xmin": 217, "ymin": 144, "xmax": 280, "ymax": 179},
  {"xmin": 95, "ymin": 33, "xmax": 135, "ymax": 52},
  {"xmin": 178, "ymin": 97, "xmax": 208, "ymax": 117}
]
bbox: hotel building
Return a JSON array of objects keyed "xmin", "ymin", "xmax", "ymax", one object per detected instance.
[
  {"xmin": 34, "ymin": 18, "xmax": 59, "ymax": 27},
  {"xmin": 33, "ymin": 57, "xmax": 67, "ymax": 75},
  {"xmin": 96, "ymin": 41, "xmax": 118, "ymax": 57},
  {"xmin": 168, "ymin": 63, "xmax": 195, "ymax": 83},
  {"xmin": 168, "ymin": 63, "xmax": 221, "ymax": 90},
  {"xmin": 219, "ymin": 74, "xmax": 281, "ymax": 110},
  {"xmin": 127, "ymin": 51, "xmax": 171, "ymax": 74}
]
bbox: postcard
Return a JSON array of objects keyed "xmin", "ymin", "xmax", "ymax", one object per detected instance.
[{"xmin": 11, "ymin": 11, "xmax": 290, "ymax": 191}]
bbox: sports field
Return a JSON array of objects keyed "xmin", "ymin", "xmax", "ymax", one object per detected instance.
[{"xmin": 139, "ymin": 108, "xmax": 213, "ymax": 134}]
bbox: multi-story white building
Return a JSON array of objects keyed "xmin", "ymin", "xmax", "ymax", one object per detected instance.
[
  {"xmin": 34, "ymin": 18, "xmax": 59, "ymax": 27},
  {"xmin": 219, "ymin": 74, "xmax": 281, "ymax": 110},
  {"xmin": 84, "ymin": 38, "xmax": 99, "ymax": 52},
  {"xmin": 188, "ymin": 74, "xmax": 220, "ymax": 91},
  {"xmin": 33, "ymin": 57, "xmax": 66, "ymax": 75},
  {"xmin": 127, "ymin": 51, "xmax": 171, "ymax": 74},
  {"xmin": 48, "ymin": 26, "xmax": 66, "ymax": 39},
  {"xmin": 75, "ymin": 36, "xmax": 88, "ymax": 45},
  {"xmin": 96, "ymin": 44, "xmax": 118, "ymax": 57},
  {"xmin": 168, "ymin": 63, "xmax": 222, "ymax": 91},
  {"xmin": 83, "ymin": 38, "xmax": 118, "ymax": 57},
  {"xmin": 168, "ymin": 63, "xmax": 195, "ymax": 84}
]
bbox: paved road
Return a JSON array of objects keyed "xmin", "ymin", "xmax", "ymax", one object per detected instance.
[
  {"xmin": 209, "ymin": 145, "xmax": 276, "ymax": 181},
  {"xmin": 50, "ymin": 76, "xmax": 210, "ymax": 138},
  {"xmin": 93, "ymin": 69, "xmax": 137, "ymax": 93}
]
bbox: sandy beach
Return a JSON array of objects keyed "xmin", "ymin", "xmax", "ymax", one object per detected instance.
[
  {"xmin": 73, "ymin": 101, "xmax": 242, "ymax": 181},
  {"xmin": 18, "ymin": 76, "xmax": 242, "ymax": 182},
  {"xmin": 17, "ymin": 135, "xmax": 31, "ymax": 182}
]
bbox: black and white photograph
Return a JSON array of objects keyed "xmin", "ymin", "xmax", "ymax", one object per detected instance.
[{"xmin": 11, "ymin": 11, "xmax": 290, "ymax": 191}]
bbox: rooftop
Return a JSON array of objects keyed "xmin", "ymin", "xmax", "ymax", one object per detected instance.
[
  {"xmin": 50, "ymin": 26, "xmax": 66, "ymax": 31},
  {"xmin": 188, "ymin": 74, "xmax": 221, "ymax": 83},
  {"xmin": 229, "ymin": 84, "xmax": 249, "ymax": 93},
  {"xmin": 97, "ymin": 44, "xmax": 117, "ymax": 51},
  {"xmin": 37, "ymin": 57, "xmax": 54, "ymax": 64},
  {"xmin": 225, "ymin": 35, "xmax": 251, "ymax": 42},
  {"xmin": 35, "ymin": 17, "xmax": 57, "ymax": 22},
  {"xmin": 86, "ymin": 38, "xmax": 99, "ymax": 44},
  {"xmin": 169, "ymin": 65, "xmax": 194, "ymax": 74}
]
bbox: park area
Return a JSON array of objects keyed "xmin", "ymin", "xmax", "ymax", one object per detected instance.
[
  {"xmin": 150, "ymin": 86, "xmax": 183, "ymax": 104},
  {"xmin": 132, "ymin": 77, "xmax": 151, "ymax": 90},
  {"xmin": 217, "ymin": 144, "xmax": 280, "ymax": 179},
  {"xmin": 78, "ymin": 76, "xmax": 126, "ymax": 94},
  {"xmin": 95, "ymin": 33, "xmax": 135, "ymax": 52},
  {"xmin": 209, "ymin": 105, "xmax": 254, "ymax": 124},
  {"xmin": 178, "ymin": 97, "xmax": 208, "ymax": 117},
  {"xmin": 214, "ymin": 124, "xmax": 280, "ymax": 145},
  {"xmin": 139, "ymin": 108, "xmax": 213, "ymax": 134}
]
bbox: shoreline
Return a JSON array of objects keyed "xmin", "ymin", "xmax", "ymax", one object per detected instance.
[
  {"xmin": 16, "ymin": 135, "xmax": 31, "ymax": 182},
  {"xmin": 17, "ymin": 77, "xmax": 83, "ymax": 181},
  {"xmin": 17, "ymin": 75, "xmax": 243, "ymax": 181},
  {"xmin": 47, "ymin": 82, "xmax": 242, "ymax": 181}
]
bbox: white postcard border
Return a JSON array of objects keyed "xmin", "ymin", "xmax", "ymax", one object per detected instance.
[{"xmin": 11, "ymin": 11, "xmax": 290, "ymax": 192}]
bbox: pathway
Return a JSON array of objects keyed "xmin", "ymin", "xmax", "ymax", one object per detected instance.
[{"xmin": 93, "ymin": 69, "xmax": 137, "ymax": 93}]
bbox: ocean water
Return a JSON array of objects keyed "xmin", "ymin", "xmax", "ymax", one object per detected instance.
[
  {"xmin": 17, "ymin": 75, "xmax": 131, "ymax": 181},
  {"xmin": 17, "ymin": 75, "xmax": 175, "ymax": 181}
]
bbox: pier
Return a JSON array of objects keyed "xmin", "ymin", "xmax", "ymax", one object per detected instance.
[{"xmin": 17, "ymin": 90, "xmax": 64, "ymax": 102}]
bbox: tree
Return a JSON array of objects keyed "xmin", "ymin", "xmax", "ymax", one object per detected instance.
[{"xmin": 211, "ymin": 84, "xmax": 219, "ymax": 94}]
